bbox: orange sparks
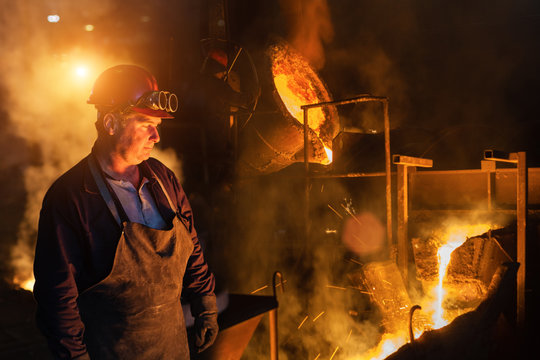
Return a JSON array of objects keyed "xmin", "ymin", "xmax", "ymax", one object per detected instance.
[
  {"xmin": 326, "ymin": 285, "xmax": 347, "ymax": 291},
  {"xmin": 329, "ymin": 346, "xmax": 340, "ymax": 360},
  {"xmin": 346, "ymin": 329, "xmax": 353, "ymax": 343},
  {"xmin": 250, "ymin": 285, "xmax": 268, "ymax": 294},
  {"xmin": 298, "ymin": 315, "xmax": 309, "ymax": 329},
  {"xmin": 312, "ymin": 311, "xmax": 325, "ymax": 322},
  {"xmin": 327, "ymin": 204, "xmax": 343, "ymax": 219}
]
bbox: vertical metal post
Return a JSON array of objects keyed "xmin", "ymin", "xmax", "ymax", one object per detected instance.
[
  {"xmin": 383, "ymin": 100, "xmax": 392, "ymax": 249},
  {"xmin": 231, "ymin": 114, "xmax": 239, "ymax": 164},
  {"xmin": 396, "ymin": 164, "xmax": 408, "ymax": 283},
  {"xmin": 483, "ymin": 149, "xmax": 527, "ymax": 328},
  {"xmin": 487, "ymin": 171, "xmax": 493, "ymax": 211},
  {"xmin": 393, "ymin": 155, "xmax": 432, "ymax": 286},
  {"xmin": 269, "ymin": 309, "xmax": 278, "ymax": 360},
  {"xmin": 303, "ymin": 108, "xmax": 310, "ymax": 244},
  {"xmin": 516, "ymin": 151, "xmax": 527, "ymax": 328},
  {"xmin": 270, "ymin": 271, "xmax": 283, "ymax": 360}
]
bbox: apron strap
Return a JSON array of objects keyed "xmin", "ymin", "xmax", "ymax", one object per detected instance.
[
  {"xmin": 88, "ymin": 154, "xmax": 123, "ymax": 226},
  {"xmin": 147, "ymin": 167, "xmax": 178, "ymax": 215},
  {"xmin": 89, "ymin": 154, "xmax": 178, "ymax": 225}
]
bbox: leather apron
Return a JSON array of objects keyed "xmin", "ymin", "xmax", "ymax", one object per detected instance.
[{"xmin": 78, "ymin": 156, "xmax": 194, "ymax": 359}]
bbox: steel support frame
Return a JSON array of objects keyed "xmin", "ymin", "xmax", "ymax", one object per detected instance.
[
  {"xmin": 393, "ymin": 155, "xmax": 433, "ymax": 285},
  {"xmin": 483, "ymin": 150, "xmax": 528, "ymax": 328},
  {"xmin": 301, "ymin": 95, "xmax": 392, "ymax": 249}
]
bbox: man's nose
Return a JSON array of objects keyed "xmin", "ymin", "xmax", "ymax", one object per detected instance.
[{"xmin": 150, "ymin": 127, "xmax": 160, "ymax": 143}]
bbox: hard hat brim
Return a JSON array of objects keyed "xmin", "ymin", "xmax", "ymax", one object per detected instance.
[{"xmin": 133, "ymin": 106, "xmax": 174, "ymax": 119}]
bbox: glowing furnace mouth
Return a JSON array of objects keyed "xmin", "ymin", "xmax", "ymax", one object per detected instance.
[
  {"xmin": 269, "ymin": 41, "xmax": 338, "ymax": 164},
  {"xmin": 237, "ymin": 40, "xmax": 339, "ymax": 175}
]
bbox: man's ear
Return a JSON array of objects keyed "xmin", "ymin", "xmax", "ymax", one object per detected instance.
[{"xmin": 103, "ymin": 113, "xmax": 119, "ymax": 136}]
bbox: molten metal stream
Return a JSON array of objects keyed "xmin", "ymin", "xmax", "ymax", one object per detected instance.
[
  {"xmin": 431, "ymin": 224, "xmax": 491, "ymax": 328},
  {"xmin": 355, "ymin": 223, "xmax": 494, "ymax": 360},
  {"xmin": 433, "ymin": 242, "xmax": 463, "ymax": 328}
]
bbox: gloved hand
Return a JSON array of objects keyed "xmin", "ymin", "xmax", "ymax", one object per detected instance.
[{"xmin": 191, "ymin": 295, "xmax": 219, "ymax": 353}]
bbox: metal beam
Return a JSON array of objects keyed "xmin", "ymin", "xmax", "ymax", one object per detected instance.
[
  {"xmin": 484, "ymin": 149, "xmax": 518, "ymax": 163},
  {"xmin": 393, "ymin": 155, "xmax": 433, "ymax": 168},
  {"xmin": 396, "ymin": 164, "xmax": 409, "ymax": 283}
]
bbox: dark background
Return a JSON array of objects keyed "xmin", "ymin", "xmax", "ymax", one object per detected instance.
[{"xmin": 1, "ymin": 0, "xmax": 539, "ymax": 358}]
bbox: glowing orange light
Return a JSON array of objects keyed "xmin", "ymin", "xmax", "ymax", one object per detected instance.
[
  {"xmin": 47, "ymin": 15, "xmax": 60, "ymax": 23},
  {"xmin": 273, "ymin": 74, "xmax": 326, "ymax": 133},
  {"xmin": 13, "ymin": 274, "xmax": 35, "ymax": 292},
  {"xmin": 269, "ymin": 42, "xmax": 337, "ymax": 166},
  {"xmin": 430, "ymin": 224, "xmax": 492, "ymax": 328},
  {"xmin": 74, "ymin": 65, "xmax": 89, "ymax": 78},
  {"xmin": 324, "ymin": 146, "xmax": 333, "ymax": 163},
  {"xmin": 355, "ymin": 332, "xmax": 407, "ymax": 360},
  {"xmin": 272, "ymin": 72, "xmax": 332, "ymax": 164}
]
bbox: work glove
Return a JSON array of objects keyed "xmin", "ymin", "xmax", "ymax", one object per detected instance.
[{"xmin": 191, "ymin": 295, "xmax": 219, "ymax": 353}]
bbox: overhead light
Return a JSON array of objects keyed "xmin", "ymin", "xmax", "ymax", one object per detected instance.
[
  {"xmin": 47, "ymin": 15, "xmax": 60, "ymax": 23},
  {"xmin": 74, "ymin": 65, "xmax": 89, "ymax": 78},
  {"xmin": 85, "ymin": 24, "xmax": 95, "ymax": 32}
]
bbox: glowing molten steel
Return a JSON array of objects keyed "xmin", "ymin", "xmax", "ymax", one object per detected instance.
[
  {"xmin": 270, "ymin": 41, "xmax": 337, "ymax": 165},
  {"xmin": 356, "ymin": 223, "xmax": 494, "ymax": 359},
  {"xmin": 433, "ymin": 243, "xmax": 460, "ymax": 328},
  {"xmin": 358, "ymin": 332, "xmax": 408, "ymax": 360},
  {"xmin": 324, "ymin": 146, "xmax": 333, "ymax": 163},
  {"xmin": 430, "ymin": 223, "xmax": 492, "ymax": 329},
  {"xmin": 273, "ymin": 74, "xmax": 326, "ymax": 135}
]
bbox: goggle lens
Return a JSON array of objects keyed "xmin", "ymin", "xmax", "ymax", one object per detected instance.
[{"xmin": 136, "ymin": 91, "xmax": 178, "ymax": 113}]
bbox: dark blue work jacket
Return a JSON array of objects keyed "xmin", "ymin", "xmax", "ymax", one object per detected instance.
[{"xmin": 33, "ymin": 151, "xmax": 215, "ymax": 359}]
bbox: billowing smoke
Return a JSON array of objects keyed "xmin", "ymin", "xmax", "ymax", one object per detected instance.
[
  {"xmin": 279, "ymin": 0, "xmax": 334, "ymax": 70},
  {"xmin": 220, "ymin": 174, "xmax": 388, "ymax": 359},
  {"xmin": 210, "ymin": 1, "xmax": 395, "ymax": 358},
  {"xmin": 212, "ymin": 0, "xmax": 529, "ymax": 357},
  {"xmin": 0, "ymin": 0, "xmax": 181, "ymax": 288}
]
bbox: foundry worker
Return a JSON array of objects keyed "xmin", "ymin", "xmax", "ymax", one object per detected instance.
[{"xmin": 33, "ymin": 64, "xmax": 218, "ymax": 359}]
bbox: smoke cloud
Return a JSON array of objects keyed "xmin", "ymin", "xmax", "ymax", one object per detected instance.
[
  {"xmin": 222, "ymin": 175, "xmax": 388, "ymax": 359},
  {"xmin": 211, "ymin": 1, "xmax": 533, "ymax": 357},
  {"xmin": 0, "ymin": 0, "xmax": 181, "ymax": 287},
  {"xmin": 279, "ymin": 0, "xmax": 334, "ymax": 70}
]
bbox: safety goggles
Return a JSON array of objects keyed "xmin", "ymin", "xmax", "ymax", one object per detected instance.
[
  {"xmin": 112, "ymin": 91, "xmax": 178, "ymax": 119},
  {"xmin": 134, "ymin": 91, "xmax": 178, "ymax": 113}
]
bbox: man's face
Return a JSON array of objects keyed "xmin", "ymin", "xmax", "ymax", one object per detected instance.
[{"xmin": 113, "ymin": 112, "xmax": 161, "ymax": 165}]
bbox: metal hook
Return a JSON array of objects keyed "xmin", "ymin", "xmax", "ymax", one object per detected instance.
[
  {"xmin": 272, "ymin": 271, "xmax": 284, "ymax": 299},
  {"xmin": 409, "ymin": 305, "xmax": 422, "ymax": 343}
]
